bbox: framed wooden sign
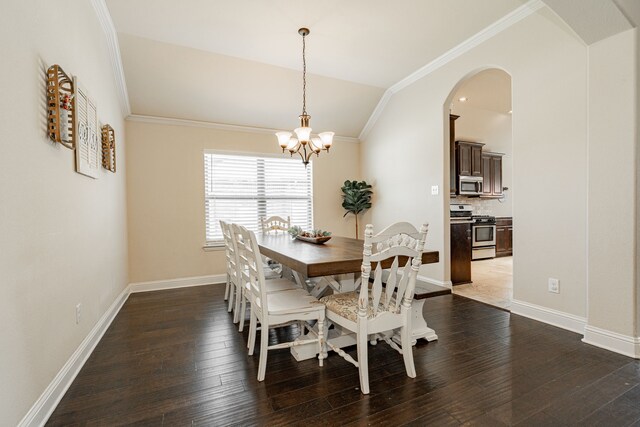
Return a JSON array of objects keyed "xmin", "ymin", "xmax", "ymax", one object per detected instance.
[{"xmin": 73, "ymin": 78, "xmax": 100, "ymax": 178}]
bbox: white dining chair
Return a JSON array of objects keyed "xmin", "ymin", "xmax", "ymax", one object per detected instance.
[
  {"xmin": 220, "ymin": 220, "xmax": 239, "ymax": 314},
  {"xmin": 233, "ymin": 223, "xmax": 326, "ymax": 381},
  {"xmin": 318, "ymin": 222, "xmax": 428, "ymax": 394},
  {"xmin": 259, "ymin": 215, "xmax": 291, "ymax": 278},
  {"xmin": 229, "ymin": 223, "xmax": 299, "ymax": 331},
  {"xmin": 259, "ymin": 215, "xmax": 290, "ymax": 234}
]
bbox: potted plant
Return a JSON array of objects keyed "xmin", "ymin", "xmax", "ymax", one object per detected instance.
[{"xmin": 341, "ymin": 180, "xmax": 373, "ymax": 239}]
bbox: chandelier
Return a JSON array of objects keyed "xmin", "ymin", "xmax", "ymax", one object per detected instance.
[{"xmin": 275, "ymin": 28, "xmax": 334, "ymax": 166}]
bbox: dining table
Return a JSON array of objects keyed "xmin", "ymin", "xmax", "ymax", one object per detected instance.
[{"xmin": 256, "ymin": 233, "xmax": 440, "ymax": 361}]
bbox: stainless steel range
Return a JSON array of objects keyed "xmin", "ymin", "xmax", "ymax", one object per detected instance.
[
  {"xmin": 450, "ymin": 204, "xmax": 473, "ymax": 222},
  {"xmin": 472, "ymin": 215, "xmax": 496, "ymax": 260}
]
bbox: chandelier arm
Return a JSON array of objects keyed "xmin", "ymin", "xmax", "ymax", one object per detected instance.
[{"xmin": 303, "ymin": 147, "xmax": 313, "ymax": 165}]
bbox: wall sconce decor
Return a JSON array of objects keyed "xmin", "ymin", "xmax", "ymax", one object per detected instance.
[
  {"xmin": 101, "ymin": 124, "xmax": 116, "ymax": 172},
  {"xmin": 46, "ymin": 64, "xmax": 75, "ymax": 149}
]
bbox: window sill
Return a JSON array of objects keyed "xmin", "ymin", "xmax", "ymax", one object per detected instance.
[{"xmin": 203, "ymin": 244, "xmax": 225, "ymax": 252}]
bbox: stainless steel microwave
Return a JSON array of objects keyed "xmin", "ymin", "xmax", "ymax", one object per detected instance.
[{"xmin": 458, "ymin": 176, "xmax": 483, "ymax": 196}]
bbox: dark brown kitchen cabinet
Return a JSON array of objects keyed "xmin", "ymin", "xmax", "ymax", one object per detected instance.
[
  {"xmin": 496, "ymin": 217, "xmax": 513, "ymax": 257},
  {"xmin": 481, "ymin": 152, "xmax": 503, "ymax": 198},
  {"xmin": 451, "ymin": 222, "xmax": 472, "ymax": 285},
  {"xmin": 449, "ymin": 114, "xmax": 459, "ymax": 196},
  {"xmin": 456, "ymin": 141, "xmax": 484, "ymax": 178}
]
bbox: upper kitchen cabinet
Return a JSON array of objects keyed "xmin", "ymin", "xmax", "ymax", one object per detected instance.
[
  {"xmin": 449, "ymin": 115, "xmax": 459, "ymax": 196},
  {"xmin": 456, "ymin": 141, "xmax": 484, "ymax": 177},
  {"xmin": 481, "ymin": 152, "xmax": 503, "ymax": 198}
]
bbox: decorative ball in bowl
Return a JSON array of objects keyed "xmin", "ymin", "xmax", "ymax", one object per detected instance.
[{"xmin": 288, "ymin": 226, "xmax": 332, "ymax": 244}]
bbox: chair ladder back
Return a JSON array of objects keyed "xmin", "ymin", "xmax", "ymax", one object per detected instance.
[
  {"xmin": 260, "ymin": 215, "xmax": 291, "ymax": 234},
  {"xmin": 233, "ymin": 224, "xmax": 269, "ymax": 311},
  {"xmin": 220, "ymin": 221, "xmax": 239, "ymax": 282},
  {"xmin": 359, "ymin": 222, "xmax": 429, "ymax": 315}
]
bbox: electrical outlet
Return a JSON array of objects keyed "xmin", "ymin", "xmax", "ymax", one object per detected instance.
[
  {"xmin": 548, "ymin": 278, "xmax": 560, "ymax": 293},
  {"xmin": 431, "ymin": 185, "xmax": 439, "ymax": 195},
  {"xmin": 75, "ymin": 303, "xmax": 82, "ymax": 324}
]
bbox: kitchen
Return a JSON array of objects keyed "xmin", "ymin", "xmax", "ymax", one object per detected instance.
[{"xmin": 448, "ymin": 69, "xmax": 513, "ymax": 310}]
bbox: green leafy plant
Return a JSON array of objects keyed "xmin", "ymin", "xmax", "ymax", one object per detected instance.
[{"xmin": 341, "ymin": 180, "xmax": 373, "ymax": 238}]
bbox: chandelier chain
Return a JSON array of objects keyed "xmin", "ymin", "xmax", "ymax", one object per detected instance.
[{"xmin": 302, "ymin": 32, "xmax": 307, "ymax": 116}]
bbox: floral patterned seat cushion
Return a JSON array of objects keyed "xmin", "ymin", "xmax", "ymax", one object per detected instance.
[{"xmin": 317, "ymin": 291, "xmax": 398, "ymax": 322}]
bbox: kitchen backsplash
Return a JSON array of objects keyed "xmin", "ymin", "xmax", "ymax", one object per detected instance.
[{"xmin": 451, "ymin": 196, "xmax": 512, "ymax": 217}]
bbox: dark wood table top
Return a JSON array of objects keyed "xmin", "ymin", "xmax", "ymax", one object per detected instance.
[{"xmin": 256, "ymin": 234, "xmax": 439, "ymax": 278}]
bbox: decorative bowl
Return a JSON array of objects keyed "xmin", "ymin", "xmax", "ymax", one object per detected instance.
[{"xmin": 295, "ymin": 235, "xmax": 332, "ymax": 244}]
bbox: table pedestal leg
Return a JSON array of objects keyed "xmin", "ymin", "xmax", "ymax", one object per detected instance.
[{"xmin": 408, "ymin": 299, "xmax": 438, "ymax": 343}]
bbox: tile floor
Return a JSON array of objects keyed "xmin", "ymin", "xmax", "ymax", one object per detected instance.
[{"xmin": 452, "ymin": 256, "xmax": 513, "ymax": 310}]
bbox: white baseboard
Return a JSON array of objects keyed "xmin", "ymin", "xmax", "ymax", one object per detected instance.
[
  {"xmin": 511, "ymin": 299, "xmax": 587, "ymax": 334},
  {"xmin": 18, "ymin": 285, "xmax": 130, "ymax": 427},
  {"xmin": 417, "ymin": 275, "xmax": 453, "ymax": 289},
  {"xmin": 129, "ymin": 274, "xmax": 226, "ymax": 293},
  {"xmin": 583, "ymin": 325, "xmax": 640, "ymax": 359},
  {"xmin": 19, "ymin": 274, "xmax": 226, "ymax": 426}
]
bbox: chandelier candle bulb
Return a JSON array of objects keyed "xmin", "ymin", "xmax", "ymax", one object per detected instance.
[
  {"xmin": 294, "ymin": 126, "xmax": 312, "ymax": 142},
  {"xmin": 319, "ymin": 132, "xmax": 334, "ymax": 150},
  {"xmin": 275, "ymin": 27, "xmax": 333, "ymax": 166},
  {"xmin": 276, "ymin": 131, "xmax": 293, "ymax": 151}
]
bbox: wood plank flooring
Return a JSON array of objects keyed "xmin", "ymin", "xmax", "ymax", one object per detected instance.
[{"xmin": 47, "ymin": 284, "xmax": 640, "ymax": 426}]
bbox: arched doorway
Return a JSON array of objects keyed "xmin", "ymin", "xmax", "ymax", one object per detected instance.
[{"xmin": 444, "ymin": 68, "xmax": 514, "ymax": 310}]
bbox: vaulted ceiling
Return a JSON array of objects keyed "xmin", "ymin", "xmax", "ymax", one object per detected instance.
[
  {"xmin": 105, "ymin": 0, "xmax": 637, "ymax": 139},
  {"xmin": 105, "ymin": 0, "xmax": 531, "ymax": 138}
]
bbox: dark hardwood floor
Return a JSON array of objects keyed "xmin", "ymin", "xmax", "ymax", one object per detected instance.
[{"xmin": 47, "ymin": 285, "xmax": 640, "ymax": 426}]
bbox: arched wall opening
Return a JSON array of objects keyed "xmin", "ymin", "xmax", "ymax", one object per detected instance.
[{"xmin": 442, "ymin": 66, "xmax": 513, "ymax": 309}]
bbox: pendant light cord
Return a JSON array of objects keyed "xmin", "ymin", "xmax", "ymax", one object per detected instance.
[{"xmin": 302, "ymin": 32, "xmax": 307, "ymax": 116}]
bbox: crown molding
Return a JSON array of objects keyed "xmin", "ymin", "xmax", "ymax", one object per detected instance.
[
  {"xmin": 90, "ymin": 0, "xmax": 131, "ymax": 117},
  {"xmin": 91, "ymin": 0, "xmax": 542, "ymax": 141},
  {"xmin": 388, "ymin": 0, "xmax": 545, "ymax": 95},
  {"xmin": 126, "ymin": 114, "xmax": 361, "ymax": 144},
  {"xmin": 358, "ymin": 90, "xmax": 393, "ymax": 142},
  {"xmin": 359, "ymin": 0, "xmax": 544, "ymax": 140}
]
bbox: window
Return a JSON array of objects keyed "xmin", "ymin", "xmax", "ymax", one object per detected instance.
[{"xmin": 204, "ymin": 152, "xmax": 313, "ymax": 245}]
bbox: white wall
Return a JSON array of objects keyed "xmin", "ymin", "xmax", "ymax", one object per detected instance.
[
  {"xmin": 362, "ymin": 8, "xmax": 590, "ymax": 317},
  {"xmin": 0, "ymin": 1, "xmax": 128, "ymax": 425},
  {"xmin": 586, "ymin": 29, "xmax": 638, "ymax": 338}
]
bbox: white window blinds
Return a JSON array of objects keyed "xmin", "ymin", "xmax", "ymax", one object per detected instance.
[{"xmin": 204, "ymin": 152, "xmax": 313, "ymax": 244}]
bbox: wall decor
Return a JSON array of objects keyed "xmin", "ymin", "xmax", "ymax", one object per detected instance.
[
  {"xmin": 74, "ymin": 77, "xmax": 100, "ymax": 178},
  {"xmin": 46, "ymin": 64, "xmax": 75, "ymax": 149},
  {"xmin": 101, "ymin": 124, "xmax": 116, "ymax": 172}
]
